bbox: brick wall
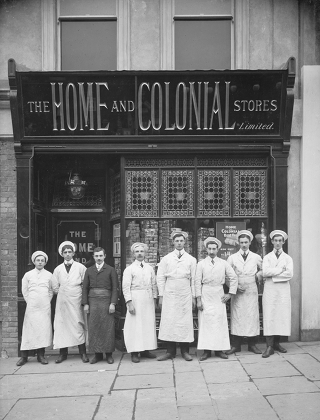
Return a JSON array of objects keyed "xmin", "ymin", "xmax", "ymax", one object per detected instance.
[{"xmin": 0, "ymin": 137, "xmax": 18, "ymax": 357}]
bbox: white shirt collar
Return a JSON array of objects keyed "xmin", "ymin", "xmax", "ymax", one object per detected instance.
[
  {"xmin": 134, "ymin": 260, "xmax": 144, "ymax": 266},
  {"xmin": 174, "ymin": 249, "xmax": 185, "ymax": 256},
  {"xmin": 273, "ymin": 249, "xmax": 282, "ymax": 255},
  {"xmin": 240, "ymin": 250, "xmax": 249, "ymax": 255},
  {"xmin": 64, "ymin": 259, "xmax": 74, "ymax": 265},
  {"xmin": 96, "ymin": 262, "xmax": 104, "ymax": 269}
]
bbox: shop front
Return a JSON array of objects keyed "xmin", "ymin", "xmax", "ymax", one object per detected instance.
[{"xmin": 8, "ymin": 57, "xmax": 295, "ymax": 350}]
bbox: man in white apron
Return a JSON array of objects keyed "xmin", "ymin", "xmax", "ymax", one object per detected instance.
[
  {"xmin": 262, "ymin": 230, "xmax": 293, "ymax": 358},
  {"xmin": 123, "ymin": 242, "xmax": 158, "ymax": 363},
  {"xmin": 226, "ymin": 230, "xmax": 263, "ymax": 355},
  {"xmin": 52, "ymin": 241, "xmax": 89, "ymax": 363},
  {"xmin": 196, "ymin": 237, "xmax": 238, "ymax": 361},
  {"xmin": 157, "ymin": 230, "xmax": 197, "ymax": 361},
  {"xmin": 17, "ymin": 251, "xmax": 53, "ymax": 366}
]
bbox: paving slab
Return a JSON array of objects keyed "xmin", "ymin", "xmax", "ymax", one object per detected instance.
[
  {"xmin": 0, "ymin": 359, "xmax": 21, "ymax": 375},
  {"xmin": 208, "ymin": 382, "xmax": 279, "ymax": 420},
  {"xmin": 267, "ymin": 392, "xmax": 320, "ymax": 420},
  {"xmin": 198, "ymin": 353, "xmax": 237, "ymax": 363},
  {"xmin": 173, "ymin": 357, "xmax": 202, "ymax": 372},
  {"xmin": 202, "ymin": 361, "xmax": 249, "ymax": 384},
  {"xmin": 253, "ymin": 375, "xmax": 320, "ymax": 395},
  {"xmin": 284, "ymin": 354, "xmax": 320, "ymax": 380},
  {"xmin": 4, "ymin": 396, "xmax": 100, "ymax": 420},
  {"xmin": 273, "ymin": 342, "xmax": 308, "ymax": 354},
  {"xmin": 243, "ymin": 360, "xmax": 301, "ymax": 378},
  {"xmin": 95, "ymin": 390, "xmax": 135, "ymax": 419},
  {"xmin": 237, "ymin": 352, "xmax": 283, "ymax": 364},
  {"xmin": 0, "ymin": 399, "xmax": 17, "ymax": 420},
  {"xmin": 178, "ymin": 405, "xmax": 218, "ymax": 420},
  {"xmin": 135, "ymin": 387, "xmax": 178, "ymax": 420},
  {"xmin": 13, "ymin": 355, "xmax": 120, "ymax": 374},
  {"xmin": 175, "ymin": 371, "xmax": 211, "ymax": 406},
  {"xmin": 315, "ymin": 381, "xmax": 320, "ymax": 389},
  {"xmin": 118, "ymin": 356, "xmax": 173, "ymax": 376},
  {"xmin": 0, "ymin": 371, "xmax": 115, "ymax": 400},
  {"xmin": 295, "ymin": 341, "xmax": 320, "ymax": 347},
  {"xmin": 113, "ymin": 372, "xmax": 173, "ymax": 390},
  {"xmin": 299, "ymin": 345, "xmax": 320, "ymax": 361}
]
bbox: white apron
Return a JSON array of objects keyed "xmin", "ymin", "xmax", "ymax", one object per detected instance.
[
  {"xmin": 21, "ymin": 268, "xmax": 53, "ymax": 350},
  {"xmin": 262, "ymin": 251, "xmax": 293, "ymax": 336},
  {"xmin": 52, "ymin": 261, "xmax": 86, "ymax": 348},
  {"xmin": 197, "ymin": 284, "xmax": 230, "ymax": 350},
  {"xmin": 227, "ymin": 252, "xmax": 262, "ymax": 337},
  {"xmin": 124, "ymin": 289, "xmax": 157, "ymax": 353},
  {"xmin": 159, "ymin": 277, "xmax": 194, "ymax": 342}
]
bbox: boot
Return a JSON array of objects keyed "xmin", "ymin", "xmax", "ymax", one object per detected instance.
[
  {"xmin": 131, "ymin": 352, "xmax": 140, "ymax": 363},
  {"xmin": 140, "ymin": 350, "xmax": 156, "ymax": 359},
  {"xmin": 158, "ymin": 342, "xmax": 176, "ymax": 361},
  {"xmin": 37, "ymin": 348, "xmax": 48, "ymax": 365},
  {"xmin": 16, "ymin": 350, "xmax": 28, "ymax": 366},
  {"xmin": 55, "ymin": 348, "xmax": 68, "ymax": 364},
  {"xmin": 106, "ymin": 353, "xmax": 114, "ymax": 364},
  {"xmin": 200, "ymin": 350, "xmax": 211, "ymax": 361},
  {"xmin": 262, "ymin": 336, "xmax": 274, "ymax": 358},
  {"xmin": 90, "ymin": 353, "xmax": 103, "ymax": 364},
  {"xmin": 248, "ymin": 337, "xmax": 262, "ymax": 354},
  {"xmin": 225, "ymin": 335, "xmax": 241, "ymax": 355},
  {"xmin": 215, "ymin": 351, "xmax": 228, "ymax": 359},
  {"xmin": 78, "ymin": 343, "xmax": 89, "ymax": 363},
  {"xmin": 180, "ymin": 343, "xmax": 193, "ymax": 361},
  {"xmin": 274, "ymin": 336, "xmax": 287, "ymax": 353}
]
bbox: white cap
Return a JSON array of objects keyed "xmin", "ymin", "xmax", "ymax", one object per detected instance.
[
  {"xmin": 237, "ymin": 230, "xmax": 253, "ymax": 242},
  {"xmin": 131, "ymin": 242, "xmax": 148, "ymax": 252},
  {"xmin": 170, "ymin": 229, "xmax": 188, "ymax": 240},
  {"xmin": 31, "ymin": 251, "xmax": 48, "ymax": 264},
  {"xmin": 58, "ymin": 241, "xmax": 76, "ymax": 256},
  {"xmin": 270, "ymin": 230, "xmax": 288, "ymax": 241},
  {"xmin": 204, "ymin": 237, "xmax": 222, "ymax": 249}
]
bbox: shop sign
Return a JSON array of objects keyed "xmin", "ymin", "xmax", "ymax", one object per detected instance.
[
  {"xmin": 57, "ymin": 220, "xmax": 100, "ymax": 265},
  {"xmin": 14, "ymin": 70, "xmax": 288, "ymax": 140},
  {"xmin": 216, "ymin": 221, "xmax": 246, "ymax": 260}
]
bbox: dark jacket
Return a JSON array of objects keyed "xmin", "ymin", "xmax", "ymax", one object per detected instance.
[{"xmin": 82, "ymin": 263, "xmax": 118, "ymax": 306}]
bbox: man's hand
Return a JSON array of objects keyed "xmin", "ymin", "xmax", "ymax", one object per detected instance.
[
  {"xmin": 192, "ymin": 297, "xmax": 196, "ymax": 310},
  {"xmin": 221, "ymin": 293, "xmax": 231, "ymax": 304},
  {"xmin": 197, "ymin": 296, "xmax": 203, "ymax": 311},
  {"xmin": 84, "ymin": 304, "xmax": 90, "ymax": 314},
  {"xmin": 281, "ymin": 266, "xmax": 286, "ymax": 273},
  {"xmin": 158, "ymin": 296, "xmax": 163, "ymax": 311},
  {"xmin": 237, "ymin": 285, "xmax": 246, "ymax": 293},
  {"xmin": 127, "ymin": 301, "xmax": 135, "ymax": 315},
  {"xmin": 109, "ymin": 303, "xmax": 115, "ymax": 314}
]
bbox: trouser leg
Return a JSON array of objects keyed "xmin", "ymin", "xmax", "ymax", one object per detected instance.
[
  {"xmin": 20, "ymin": 350, "xmax": 28, "ymax": 358},
  {"xmin": 179, "ymin": 343, "xmax": 190, "ymax": 355},
  {"xmin": 167, "ymin": 341, "xmax": 177, "ymax": 356},
  {"xmin": 233, "ymin": 335, "xmax": 242, "ymax": 349},
  {"xmin": 265, "ymin": 336, "xmax": 274, "ymax": 347},
  {"xmin": 60, "ymin": 347, "xmax": 68, "ymax": 355},
  {"xmin": 248, "ymin": 336, "xmax": 257, "ymax": 346},
  {"xmin": 78, "ymin": 343, "xmax": 86, "ymax": 355}
]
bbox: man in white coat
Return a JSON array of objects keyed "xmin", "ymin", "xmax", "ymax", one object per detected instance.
[
  {"xmin": 52, "ymin": 241, "xmax": 89, "ymax": 363},
  {"xmin": 17, "ymin": 251, "xmax": 53, "ymax": 366},
  {"xmin": 123, "ymin": 242, "xmax": 158, "ymax": 363},
  {"xmin": 262, "ymin": 230, "xmax": 293, "ymax": 358},
  {"xmin": 226, "ymin": 230, "xmax": 263, "ymax": 355},
  {"xmin": 157, "ymin": 230, "xmax": 197, "ymax": 361},
  {"xmin": 196, "ymin": 237, "xmax": 238, "ymax": 361}
]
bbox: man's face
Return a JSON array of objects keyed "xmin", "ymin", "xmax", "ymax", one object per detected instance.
[
  {"xmin": 271, "ymin": 235, "xmax": 284, "ymax": 250},
  {"xmin": 34, "ymin": 256, "xmax": 46, "ymax": 270},
  {"xmin": 173, "ymin": 235, "xmax": 185, "ymax": 251},
  {"xmin": 207, "ymin": 243, "xmax": 219, "ymax": 258},
  {"xmin": 134, "ymin": 246, "xmax": 145, "ymax": 261},
  {"xmin": 239, "ymin": 237, "xmax": 250, "ymax": 252},
  {"xmin": 93, "ymin": 251, "xmax": 106, "ymax": 265},
  {"xmin": 62, "ymin": 248, "xmax": 74, "ymax": 261}
]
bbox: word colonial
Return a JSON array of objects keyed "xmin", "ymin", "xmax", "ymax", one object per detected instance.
[{"xmin": 26, "ymin": 79, "xmax": 278, "ymax": 133}]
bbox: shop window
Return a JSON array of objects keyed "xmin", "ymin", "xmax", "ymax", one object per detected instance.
[
  {"xmin": 198, "ymin": 169, "xmax": 231, "ymax": 217},
  {"xmin": 161, "ymin": 170, "xmax": 195, "ymax": 217},
  {"xmin": 174, "ymin": 0, "xmax": 233, "ymax": 70},
  {"xmin": 59, "ymin": 0, "xmax": 117, "ymax": 70}
]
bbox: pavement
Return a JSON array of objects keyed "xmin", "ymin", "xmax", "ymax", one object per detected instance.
[{"xmin": 1, "ymin": 341, "xmax": 320, "ymax": 420}]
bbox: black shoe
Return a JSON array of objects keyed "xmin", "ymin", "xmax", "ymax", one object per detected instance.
[
  {"xmin": 200, "ymin": 350, "xmax": 211, "ymax": 361},
  {"xmin": 181, "ymin": 352, "xmax": 193, "ymax": 361},
  {"xmin": 248, "ymin": 345, "xmax": 262, "ymax": 354},
  {"xmin": 16, "ymin": 357, "xmax": 28, "ymax": 366},
  {"xmin": 274, "ymin": 344, "xmax": 287, "ymax": 353},
  {"xmin": 90, "ymin": 354, "xmax": 103, "ymax": 364},
  {"xmin": 55, "ymin": 354, "xmax": 67, "ymax": 364},
  {"xmin": 262, "ymin": 346, "xmax": 274, "ymax": 358},
  {"xmin": 81, "ymin": 353, "xmax": 89, "ymax": 363},
  {"xmin": 157, "ymin": 352, "xmax": 175, "ymax": 361},
  {"xmin": 225, "ymin": 346, "xmax": 241, "ymax": 355},
  {"xmin": 131, "ymin": 353, "xmax": 140, "ymax": 363},
  {"xmin": 140, "ymin": 350, "xmax": 157, "ymax": 359},
  {"xmin": 37, "ymin": 354, "xmax": 48, "ymax": 365},
  {"xmin": 106, "ymin": 353, "xmax": 114, "ymax": 364},
  {"xmin": 215, "ymin": 351, "xmax": 228, "ymax": 359}
]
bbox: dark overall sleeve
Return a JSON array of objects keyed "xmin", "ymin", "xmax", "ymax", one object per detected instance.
[
  {"xmin": 110, "ymin": 267, "xmax": 118, "ymax": 305},
  {"xmin": 82, "ymin": 268, "xmax": 90, "ymax": 305}
]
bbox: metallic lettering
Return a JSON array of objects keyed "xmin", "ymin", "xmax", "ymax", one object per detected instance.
[
  {"xmin": 175, "ymin": 82, "xmax": 187, "ymax": 130},
  {"xmin": 79, "ymin": 82, "xmax": 94, "ymax": 131},
  {"xmin": 51, "ymin": 82, "xmax": 65, "ymax": 131},
  {"xmin": 209, "ymin": 82, "xmax": 223, "ymax": 130},
  {"xmin": 189, "ymin": 82, "xmax": 201, "ymax": 130},
  {"xmin": 66, "ymin": 83, "xmax": 78, "ymax": 131},
  {"xmin": 138, "ymin": 82, "xmax": 151, "ymax": 131},
  {"xmin": 151, "ymin": 82, "xmax": 162, "ymax": 130},
  {"xmin": 96, "ymin": 82, "xmax": 109, "ymax": 131},
  {"xmin": 165, "ymin": 82, "xmax": 175, "ymax": 130},
  {"xmin": 224, "ymin": 82, "xmax": 235, "ymax": 130}
]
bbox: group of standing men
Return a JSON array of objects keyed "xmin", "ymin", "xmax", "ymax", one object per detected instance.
[{"xmin": 17, "ymin": 228, "xmax": 293, "ymax": 366}]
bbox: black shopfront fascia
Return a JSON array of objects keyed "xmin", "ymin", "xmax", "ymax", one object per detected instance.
[{"xmin": 8, "ymin": 58, "xmax": 296, "ymax": 351}]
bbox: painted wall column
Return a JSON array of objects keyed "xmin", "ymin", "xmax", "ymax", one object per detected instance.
[{"xmin": 301, "ymin": 66, "xmax": 320, "ymax": 341}]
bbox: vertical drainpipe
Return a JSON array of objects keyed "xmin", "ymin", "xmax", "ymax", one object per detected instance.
[
  {"xmin": 28, "ymin": 146, "xmax": 35, "ymax": 266},
  {"xmin": 269, "ymin": 145, "xmax": 276, "ymax": 230}
]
